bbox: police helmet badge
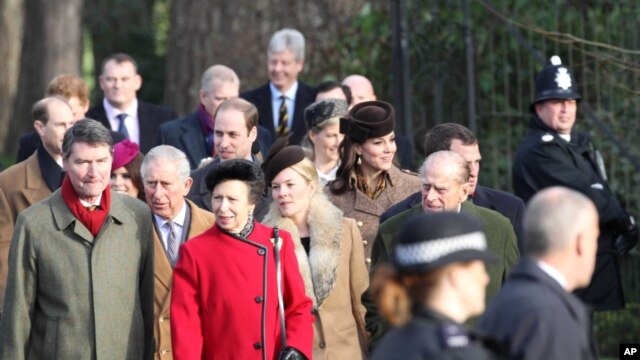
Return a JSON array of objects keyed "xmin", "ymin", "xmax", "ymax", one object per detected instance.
[{"xmin": 530, "ymin": 55, "xmax": 581, "ymax": 112}]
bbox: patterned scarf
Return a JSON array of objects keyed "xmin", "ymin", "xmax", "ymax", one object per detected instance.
[
  {"xmin": 60, "ymin": 176, "xmax": 111, "ymax": 237},
  {"xmin": 223, "ymin": 213, "xmax": 255, "ymax": 239},
  {"xmin": 355, "ymin": 168, "xmax": 388, "ymax": 200}
]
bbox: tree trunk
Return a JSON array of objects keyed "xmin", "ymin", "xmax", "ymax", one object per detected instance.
[
  {"xmin": 164, "ymin": 0, "xmax": 366, "ymax": 116},
  {"xmin": 5, "ymin": 0, "xmax": 83, "ymax": 157},
  {"xmin": 0, "ymin": 0, "xmax": 24, "ymax": 157}
]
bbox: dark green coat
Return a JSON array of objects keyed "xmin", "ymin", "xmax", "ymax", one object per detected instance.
[
  {"xmin": 366, "ymin": 201, "xmax": 519, "ymax": 344},
  {"xmin": 0, "ymin": 189, "xmax": 154, "ymax": 359}
]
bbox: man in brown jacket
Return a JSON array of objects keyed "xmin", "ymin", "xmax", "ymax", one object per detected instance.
[
  {"xmin": 0, "ymin": 96, "xmax": 74, "ymax": 312},
  {"xmin": 141, "ymin": 145, "xmax": 215, "ymax": 359}
]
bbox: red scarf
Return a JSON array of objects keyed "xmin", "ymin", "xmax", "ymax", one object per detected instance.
[{"xmin": 61, "ymin": 176, "xmax": 111, "ymax": 237}]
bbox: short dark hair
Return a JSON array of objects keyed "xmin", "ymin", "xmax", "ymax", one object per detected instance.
[
  {"xmin": 101, "ymin": 53, "xmax": 138, "ymax": 74},
  {"xmin": 205, "ymin": 159, "xmax": 265, "ymax": 205},
  {"xmin": 315, "ymin": 80, "xmax": 353, "ymax": 105},
  {"xmin": 63, "ymin": 119, "xmax": 114, "ymax": 160},
  {"xmin": 423, "ymin": 123, "xmax": 478, "ymax": 157}
]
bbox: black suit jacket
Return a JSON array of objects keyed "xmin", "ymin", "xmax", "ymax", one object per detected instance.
[
  {"xmin": 87, "ymin": 100, "xmax": 177, "ymax": 153},
  {"xmin": 157, "ymin": 111, "xmax": 274, "ymax": 170},
  {"xmin": 16, "ymin": 131, "xmax": 126, "ymax": 163},
  {"xmin": 478, "ymin": 258, "xmax": 597, "ymax": 360},
  {"xmin": 380, "ymin": 185, "xmax": 525, "ymax": 250},
  {"xmin": 241, "ymin": 82, "xmax": 316, "ymax": 145}
]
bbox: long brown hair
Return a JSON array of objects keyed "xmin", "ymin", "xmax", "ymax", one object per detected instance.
[{"xmin": 328, "ymin": 135, "xmax": 359, "ymax": 195}]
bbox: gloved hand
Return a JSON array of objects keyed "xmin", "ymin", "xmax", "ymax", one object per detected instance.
[
  {"xmin": 278, "ymin": 347, "xmax": 307, "ymax": 360},
  {"xmin": 614, "ymin": 216, "xmax": 639, "ymax": 256}
]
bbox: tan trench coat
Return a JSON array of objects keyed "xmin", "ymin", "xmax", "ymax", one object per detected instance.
[{"xmin": 153, "ymin": 199, "xmax": 215, "ymax": 359}]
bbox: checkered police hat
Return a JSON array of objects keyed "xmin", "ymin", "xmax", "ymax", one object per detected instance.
[
  {"xmin": 530, "ymin": 55, "xmax": 581, "ymax": 112},
  {"xmin": 392, "ymin": 212, "xmax": 496, "ymax": 274}
]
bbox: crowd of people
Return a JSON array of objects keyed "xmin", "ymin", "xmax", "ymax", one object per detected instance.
[{"xmin": 0, "ymin": 27, "xmax": 636, "ymax": 360}]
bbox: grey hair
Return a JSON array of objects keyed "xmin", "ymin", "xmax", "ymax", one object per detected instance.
[
  {"xmin": 419, "ymin": 150, "xmax": 470, "ymax": 185},
  {"xmin": 63, "ymin": 119, "xmax": 113, "ymax": 160},
  {"xmin": 200, "ymin": 64, "xmax": 240, "ymax": 93},
  {"xmin": 524, "ymin": 186, "xmax": 596, "ymax": 257},
  {"xmin": 141, "ymin": 145, "xmax": 192, "ymax": 184},
  {"xmin": 268, "ymin": 28, "xmax": 305, "ymax": 61}
]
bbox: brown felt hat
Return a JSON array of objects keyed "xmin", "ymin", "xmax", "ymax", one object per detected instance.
[
  {"xmin": 339, "ymin": 100, "xmax": 395, "ymax": 143},
  {"xmin": 262, "ymin": 136, "xmax": 306, "ymax": 185}
]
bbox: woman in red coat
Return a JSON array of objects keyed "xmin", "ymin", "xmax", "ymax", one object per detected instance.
[{"xmin": 170, "ymin": 159, "xmax": 314, "ymax": 360}]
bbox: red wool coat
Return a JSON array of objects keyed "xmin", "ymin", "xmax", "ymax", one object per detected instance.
[{"xmin": 170, "ymin": 222, "xmax": 314, "ymax": 360}]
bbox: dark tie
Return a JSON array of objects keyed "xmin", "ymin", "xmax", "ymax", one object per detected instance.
[
  {"xmin": 116, "ymin": 113, "xmax": 130, "ymax": 139},
  {"xmin": 165, "ymin": 221, "xmax": 180, "ymax": 267},
  {"xmin": 277, "ymin": 95, "xmax": 289, "ymax": 137}
]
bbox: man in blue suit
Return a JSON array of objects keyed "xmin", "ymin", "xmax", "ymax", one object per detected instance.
[
  {"xmin": 380, "ymin": 123, "xmax": 526, "ymax": 250},
  {"xmin": 241, "ymin": 28, "xmax": 316, "ymax": 145}
]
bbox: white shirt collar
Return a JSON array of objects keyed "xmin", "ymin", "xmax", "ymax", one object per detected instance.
[
  {"xmin": 103, "ymin": 98, "xmax": 139, "ymax": 121},
  {"xmin": 79, "ymin": 194, "xmax": 103, "ymax": 207},
  {"xmin": 559, "ymin": 134, "xmax": 571, "ymax": 142},
  {"xmin": 153, "ymin": 200, "xmax": 188, "ymax": 229},
  {"xmin": 270, "ymin": 81, "xmax": 299, "ymax": 101},
  {"xmin": 536, "ymin": 260, "xmax": 568, "ymax": 289},
  {"xmin": 316, "ymin": 163, "xmax": 339, "ymax": 187}
]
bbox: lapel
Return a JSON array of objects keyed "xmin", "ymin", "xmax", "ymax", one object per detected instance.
[
  {"xmin": 21, "ymin": 152, "xmax": 52, "ymax": 205},
  {"xmin": 472, "ymin": 185, "xmax": 492, "ymax": 209},
  {"xmin": 290, "ymin": 83, "xmax": 312, "ymax": 144},
  {"xmin": 180, "ymin": 114, "xmax": 208, "ymax": 166},
  {"xmin": 87, "ymin": 102, "xmax": 110, "ymax": 129},
  {"xmin": 353, "ymin": 189, "xmax": 387, "ymax": 216},
  {"xmin": 256, "ymin": 84, "xmax": 276, "ymax": 138}
]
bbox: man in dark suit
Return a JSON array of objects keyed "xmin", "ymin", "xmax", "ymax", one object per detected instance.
[
  {"xmin": 88, "ymin": 53, "xmax": 177, "ymax": 153},
  {"xmin": 157, "ymin": 65, "xmax": 271, "ymax": 169},
  {"xmin": 0, "ymin": 96, "xmax": 75, "ymax": 312},
  {"xmin": 187, "ymin": 98, "xmax": 271, "ymax": 220},
  {"xmin": 380, "ymin": 123, "xmax": 526, "ymax": 250},
  {"xmin": 479, "ymin": 187, "xmax": 598, "ymax": 360},
  {"xmin": 241, "ymin": 28, "xmax": 316, "ymax": 145},
  {"xmin": 342, "ymin": 74, "xmax": 416, "ymax": 171}
]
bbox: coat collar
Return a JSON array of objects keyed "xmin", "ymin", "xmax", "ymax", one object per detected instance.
[
  {"xmin": 22, "ymin": 152, "xmax": 51, "ymax": 204},
  {"xmin": 262, "ymin": 193, "xmax": 342, "ymax": 308},
  {"xmin": 51, "ymin": 188, "xmax": 130, "ymax": 243},
  {"xmin": 510, "ymin": 257, "xmax": 591, "ymax": 321}
]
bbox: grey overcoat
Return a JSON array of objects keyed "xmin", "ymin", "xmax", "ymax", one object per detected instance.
[{"xmin": 0, "ymin": 189, "xmax": 154, "ymax": 360}]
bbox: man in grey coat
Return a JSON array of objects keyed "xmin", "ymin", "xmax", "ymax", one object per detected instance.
[
  {"xmin": 0, "ymin": 119, "xmax": 154, "ymax": 359},
  {"xmin": 478, "ymin": 187, "xmax": 598, "ymax": 359}
]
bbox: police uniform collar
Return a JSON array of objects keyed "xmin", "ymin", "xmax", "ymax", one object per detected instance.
[{"xmin": 414, "ymin": 306, "xmax": 471, "ymax": 349}]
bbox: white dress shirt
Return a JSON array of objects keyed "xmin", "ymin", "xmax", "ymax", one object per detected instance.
[
  {"xmin": 270, "ymin": 81, "xmax": 298, "ymax": 131},
  {"xmin": 154, "ymin": 201, "xmax": 188, "ymax": 251},
  {"xmin": 103, "ymin": 98, "xmax": 141, "ymax": 145}
]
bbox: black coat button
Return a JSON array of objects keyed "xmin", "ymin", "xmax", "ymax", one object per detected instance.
[
  {"xmin": 253, "ymin": 342, "xmax": 262, "ymax": 349},
  {"xmin": 257, "ymin": 248, "xmax": 266, "ymax": 256},
  {"xmin": 255, "ymin": 296, "xmax": 263, "ymax": 303}
]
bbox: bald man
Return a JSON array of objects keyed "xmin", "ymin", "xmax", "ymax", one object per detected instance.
[{"xmin": 479, "ymin": 187, "xmax": 598, "ymax": 359}]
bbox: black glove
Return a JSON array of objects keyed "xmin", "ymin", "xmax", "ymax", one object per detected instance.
[
  {"xmin": 614, "ymin": 216, "xmax": 639, "ymax": 256},
  {"xmin": 278, "ymin": 347, "xmax": 307, "ymax": 360}
]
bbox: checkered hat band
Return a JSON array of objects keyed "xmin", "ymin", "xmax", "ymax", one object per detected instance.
[{"xmin": 395, "ymin": 231, "xmax": 487, "ymax": 266}]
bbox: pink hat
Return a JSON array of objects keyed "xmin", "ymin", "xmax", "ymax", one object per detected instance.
[{"xmin": 112, "ymin": 139, "xmax": 140, "ymax": 170}]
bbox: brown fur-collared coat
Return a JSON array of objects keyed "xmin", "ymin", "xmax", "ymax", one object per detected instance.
[
  {"xmin": 153, "ymin": 200, "xmax": 215, "ymax": 359},
  {"xmin": 326, "ymin": 165, "xmax": 421, "ymax": 267},
  {"xmin": 263, "ymin": 192, "xmax": 369, "ymax": 360}
]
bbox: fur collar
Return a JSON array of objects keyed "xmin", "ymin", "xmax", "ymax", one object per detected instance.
[{"xmin": 263, "ymin": 192, "xmax": 343, "ymax": 308}]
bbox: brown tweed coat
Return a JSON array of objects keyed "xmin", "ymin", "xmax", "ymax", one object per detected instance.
[
  {"xmin": 326, "ymin": 166, "xmax": 421, "ymax": 267},
  {"xmin": 152, "ymin": 199, "xmax": 214, "ymax": 359},
  {"xmin": 0, "ymin": 152, "xmax": 53, "ymax": 312}
]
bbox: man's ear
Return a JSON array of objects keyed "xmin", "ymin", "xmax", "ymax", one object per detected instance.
[{"xmin": 34, "ymin": 120, "xmax": 46, "ymax": 137}]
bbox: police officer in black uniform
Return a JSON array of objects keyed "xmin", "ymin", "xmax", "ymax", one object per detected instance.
[
  {"xmin": 370, "ymin": 212, "xmax": 504, "ymax": 360},
  {"xmin": 512, "ymin": 55, "xmax": 638, "ymax": 311}
]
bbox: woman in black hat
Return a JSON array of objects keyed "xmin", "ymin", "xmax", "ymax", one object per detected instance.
[
  {"xmin": 262, "ymin": 139, "xmax": 369, "ymax": 359},
  {"xmin": 327, "ymin": 101, "xmax": 421, "ymax": 267},
  {"xmin": 370, "ymin": 212, "xmax": 504, "ymax": 359},
  {"xmin": 302, "ymin": 99, "xmax": 348, "ymax": 186}
]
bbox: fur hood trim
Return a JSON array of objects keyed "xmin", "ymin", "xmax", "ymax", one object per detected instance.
[{"xmin": 262, "ymin": 192, "xmax": 343, "ymax": 308}]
